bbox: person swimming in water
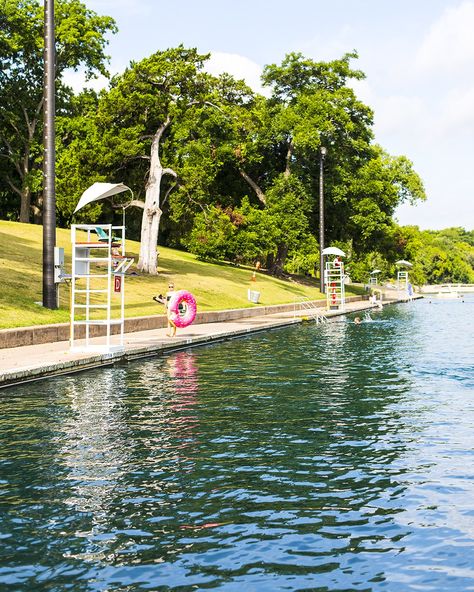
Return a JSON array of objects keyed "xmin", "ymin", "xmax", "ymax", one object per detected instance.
[{"xmin": 354, "ymin": 316, "xmax": 361, "ymax": 325}]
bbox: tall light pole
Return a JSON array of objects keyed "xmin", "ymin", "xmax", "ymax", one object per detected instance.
[
  {"xmin": 319, "ymin": 146, "xmax": 327, "ymax": 293},
  {"xmin": 43, "ymin": 0, "xmax": 57, "ymax": 308}
]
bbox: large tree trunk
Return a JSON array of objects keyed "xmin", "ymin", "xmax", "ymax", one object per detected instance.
[
  {"xmin": 137, "ymin": 117, "xmax": 176, "ymax": 273},
  {"xmin": 5, "ymin": 173, "xmax": 32, "ymax": 223},
  {"xmin": 18, "ymin": 107, "xmax": 38, "ymax": 223},
  {"xmin": 32, "ymin": 194, "xmax": 43, "ymax": 224},
  {"xmin": 137, "ymin": 142, "xmax": 163, "ymax": 274},
  {"xmin": 19, "ymin": 186, "xmax": 31, "ymax": 223},
  {"xmin": 138, "ymin": 201, "xmax": 162, "ymax": 274},
  {"xmin": 270, "ymin": 243, "xmax": 289, "ymax": 275}
]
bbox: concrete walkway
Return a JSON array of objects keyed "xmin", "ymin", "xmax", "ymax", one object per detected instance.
[{"xmin": 0, "ymin": 298, "xmax": 403, "ymax": 388}]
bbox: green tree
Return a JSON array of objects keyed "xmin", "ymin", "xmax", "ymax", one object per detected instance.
[
  {"xmin": 0, "ymin": 0, "xmax": 116, "ymax": 222},
  {"xmin": 345, "ymin": 147, "xmax": 426, "ymax": 251},
  {"xmin": 90, "ymin": 46, "xmax": 224, "ymax": 273},
  {"xmin": 227, "ymin": 51, "xmax": 426, "ymax": 272},
  {"xmin": 392, "ymin": 225, "xmax": 474, "ymax": 285},
  {"xmin": 59, "ymin": 47, "xmax": 428, "ymax": 280},
  {"xmin": 55, "ymin": 90, "xmax": 105, "ymax": 226}
]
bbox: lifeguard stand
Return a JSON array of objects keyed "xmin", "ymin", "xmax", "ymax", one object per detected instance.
[
  {"xmin": 397, "ymin": 269, "xmax": 408, "ymax": 289},
  {"xmin": 395, "ymin": 260, "xmax": 412, "ymax": 291},
  {"xmin": 325, "ymin": 258, "xmax": 345, "ymax": 311},
  {"xmin": 369, "ymin": 269, "xmax": 381, "ymax": 286},
  {"xmin": 70, "ymin": 224, "xmax": 134, "ymax": 353}
]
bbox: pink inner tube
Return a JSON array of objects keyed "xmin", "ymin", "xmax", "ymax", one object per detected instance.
[{"xmin": 168, "ymin": 290, "xmax": 197, "ymax": 328}]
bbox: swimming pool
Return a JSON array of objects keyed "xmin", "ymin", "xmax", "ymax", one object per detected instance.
[{"xmin": 1, "ymin": 298, "xmax": 473, "ymax": 590}]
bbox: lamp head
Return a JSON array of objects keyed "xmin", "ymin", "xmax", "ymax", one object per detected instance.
[{"xmin": 320, "ymin": 146, "xmax": 327, "ymax": 157}]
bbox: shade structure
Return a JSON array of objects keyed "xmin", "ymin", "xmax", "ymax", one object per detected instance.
[
  {"xmin": 395, "ymin": 259, "xmax": 413, "ymax": 268},
  {"xmin": 371, "ymin": 269, "xmax": 382, "ymax": 274},
  {"xmin": 73, "ymin": 182, "xmax": 132, "ymax": 214},
  {"xmin": 322, "ymin": 246, "xmax": 346, "ymax": 257}
]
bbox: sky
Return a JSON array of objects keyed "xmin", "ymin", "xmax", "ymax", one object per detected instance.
[{"xmin": 70, "ymin": 0, "xmax": 474, "ymax": 230}]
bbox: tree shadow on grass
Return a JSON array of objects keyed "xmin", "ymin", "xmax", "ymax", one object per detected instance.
[
  {"xmin": 0, "ymin": 230, "xmax": 42, "ymax": 266},
  {"xmin": 155, "ymin": 255, "xmax": 312, "ymax": 298}
]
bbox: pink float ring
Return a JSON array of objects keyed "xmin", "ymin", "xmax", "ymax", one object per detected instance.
[{"xmin": 168, "ymin": 290, "xmax": 197, "ymax": 328}]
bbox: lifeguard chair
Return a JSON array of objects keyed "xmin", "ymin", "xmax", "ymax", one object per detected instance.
[
  {"xmin": 70, "ymin": 183, "xmax": 135, "ymax": 353},
  {"xmin": 369, "ymin": 269, "xmax": 381, "ymax": 286},
  {"xmin": 395, "ymin": 260, "xmax": 412, "ymax": 290},
  {"xmin": 323, "ymin": 247, "xmax": 346, "ymax": 311}
]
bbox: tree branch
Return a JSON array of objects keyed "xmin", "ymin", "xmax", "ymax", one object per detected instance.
[
  {"xmin": 187, "ymin": 99, "xmax": 226, "ymax": 114},
  {"xmin": 162, "ymin": 179, "xmax": 178, "ymax": 207},
  {"xmin": 156, "ymin": 115, "xmax": 172, "ymax": 143},
  {"xmin": 239, "ymin": 169, "xmax": 267, "ymax": 205},
  {"xmin": 5, "ymin": 175, "xmax": 23, "ymax": 197},
  {"xmin": 111, "ymin": 199, "xmax": 145, "ymax": 210},
  {"xmin": 285, "ymin": 140, "xmax": 294, "ymax": 177},
  {"xmin": 162, "ymin": 167, "xmax": 177, "ymax": 178},
  {"xmin": 0, "ymin": 135, "xmax": 23, "ymax": 177}
]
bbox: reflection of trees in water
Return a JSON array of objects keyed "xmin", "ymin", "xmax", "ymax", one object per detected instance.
[
  {"xmin": 60, "ymin": 369, "xmax": 130, "ymax": 516},
  {"xmin": 80, "ymin": 351, "xmax": 203, "ymax": 565},
  {"xmin": 54, "ymin": 353, "xmax": 201, "ymax": 565},
  {"xmin": 118, "ymin": 326, "xmax": 420, "ymax": 582},
  {"xmin": 0, "ymin": 384, "xmax": 78, "ymax": 572}
]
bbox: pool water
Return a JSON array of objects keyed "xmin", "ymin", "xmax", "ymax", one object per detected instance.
[{"xmin": 1, "ymin": 298, "xmax": 473, "ymax": 591}]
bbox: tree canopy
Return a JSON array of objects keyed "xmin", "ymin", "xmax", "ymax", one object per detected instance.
[
  {"xmin": 1, "ymin": 0, "xmax": 469, "ymax": 284},
  {"xmin": 0, "ymin": 0, "xmax": 116, "ymax": 222}
]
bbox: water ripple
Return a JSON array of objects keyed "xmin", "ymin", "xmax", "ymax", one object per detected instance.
[{"xmin": 0, "ymin": 298, "xmax": 473, "ymax": 590}]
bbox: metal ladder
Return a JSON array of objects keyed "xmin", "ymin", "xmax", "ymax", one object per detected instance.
[{"xmin": 294, "ymin": 298, "xmax": 328, "ymax": 324}]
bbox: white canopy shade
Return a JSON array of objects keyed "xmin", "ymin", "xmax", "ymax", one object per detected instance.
[
  {"xmin": 322, "ymin": 246, "xmax": 346, "ymax": 257},
  {"xmin": 371, "ymin": 269, "xmax": 382, "ymax": 274},
  {"xmin": 395, "ymin": 259, "xmax": 413, "ymax": 268},
  {"xmin": 73, "ymin": 182, "xmax": 132, "ymax": 214}
]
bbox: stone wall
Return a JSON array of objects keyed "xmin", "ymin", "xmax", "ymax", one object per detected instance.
[{"xmin": 0, "ymin": 296, "xmax": 367, "ymax": 349}]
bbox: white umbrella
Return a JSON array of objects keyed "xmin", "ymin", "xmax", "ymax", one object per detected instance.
[
  {"xmin": 73, "ymin": 182, "xmax": 132, "ymax": 214},
  {"xmin": 395, "ymin": 259, "xmax": 413, "ymax": 268},
  {"xmin": 322, "ymin": 246, "xmax": 346, "ymax": 257},
  {"xmin": 371, "ymin": 269, "xmax": 382, "ymax": 274}
]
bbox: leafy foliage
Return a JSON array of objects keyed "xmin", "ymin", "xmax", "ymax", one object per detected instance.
[
  {"xmin": 0, "ymin": 0, "xmax": 116, "ymax": 221},
  {"xmin": 1, "ymin": 4, "xmax": 469, "ymax": 285}
]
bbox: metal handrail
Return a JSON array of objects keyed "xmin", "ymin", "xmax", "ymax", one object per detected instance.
[{"xmin": 294, "ymin": 297, "xmax": 328, "ymax": 324}]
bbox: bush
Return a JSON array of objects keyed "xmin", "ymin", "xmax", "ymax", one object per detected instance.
[{"xmin": 186, "ymin": 206, "xmax": 236, "ymax": 261}]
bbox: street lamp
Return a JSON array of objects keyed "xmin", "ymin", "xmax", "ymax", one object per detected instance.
[
  {"xmin": 42, "ymin": 0, "xmax": 57, "ymax": 308},
  {"xmin": 319, "ymin": 146, "xmax": 327, "ymax": 293}
]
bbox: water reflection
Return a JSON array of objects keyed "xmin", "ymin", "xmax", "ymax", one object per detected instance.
[
  {"xmin": 60, "ymin": 370, "xmax": 130, "ymax": 514},
  {"xmin": 0, "ymin": 299, "xmax": 473, "ymax": 590}
]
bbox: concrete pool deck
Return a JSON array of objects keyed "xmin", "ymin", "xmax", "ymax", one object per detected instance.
[{"xmin": 0, "ymin": 296, "xmax": 415, "ymax": 388}]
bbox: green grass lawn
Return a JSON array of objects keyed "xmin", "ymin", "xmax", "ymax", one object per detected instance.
[{"xmin": 0, "ymin": 220, "xmax": 358, "ymax": 330}]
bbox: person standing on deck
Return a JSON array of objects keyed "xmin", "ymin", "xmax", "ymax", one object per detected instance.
[{"xmin": 165, "ymin": 282, "xmax": 177, "ymax": 337}]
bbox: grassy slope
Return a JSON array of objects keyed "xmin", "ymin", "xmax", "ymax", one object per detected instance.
[{"xmin": 0, "ymin": 220, "xmax": 341, "ymax": 329}]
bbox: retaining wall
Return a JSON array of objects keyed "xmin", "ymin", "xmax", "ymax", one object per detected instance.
[{"xmin": 0, "ymin": 296, "xmax": 367, "ymax": 350}]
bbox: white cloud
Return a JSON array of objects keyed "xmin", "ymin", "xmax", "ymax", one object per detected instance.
[
  {"xmin": 206, "ymin": 51, "xmax": 268, "ymax": 96},
  {"xmin": 62, "ymin": 70, "xmax": 110, "ymax": 94},
  {"xmin": 373, "ymin": 95, "xmax": 425, "ymax": 137},
  {"xmin": 62, "ymin": 55, "xmax": 128, "ymax": 94},
  {"xmin": 351, "ymin": 79, "xmax": 426, "ymax": 139},
  {"xmin": 439, "ymin": 85, "xmax": 474, "ymax": 133},
  {"xmin": 416, "ymin": 1, "xmax": 474, "ymax": 75},
  {"xmin": 86, "ymin": 0, "xmax": 152, "ymax": 17}
]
